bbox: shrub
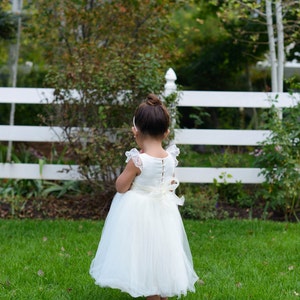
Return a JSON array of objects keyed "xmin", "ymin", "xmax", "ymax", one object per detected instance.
[
  {"xmin": 213, "ymin": 177, "xmax": 254, "ymax": 208},
  {"xmin": 254, "ymin": 89, "xmax": 300, "ymax": 221},
  {"xmin": 179, "ymin": 184, "xmax": 218, "ymax": 220},
  {"xmin": 33, "ymin": 1, "xmax": 181, "ymax": 209}
]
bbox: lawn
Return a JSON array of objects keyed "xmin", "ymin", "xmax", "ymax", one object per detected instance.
[{"xmin": 0, "ymin": 219, "xmax": 299, "ymax": 300}]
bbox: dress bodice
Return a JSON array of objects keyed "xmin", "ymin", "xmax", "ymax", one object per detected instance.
[{"xmin": 125, "ymin": 145, "xmax": 179, "ymax": 189}]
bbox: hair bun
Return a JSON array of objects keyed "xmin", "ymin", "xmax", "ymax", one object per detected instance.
[{"xmin": 146, "ymin": 93, "xmax": 162, "ymax": 106}]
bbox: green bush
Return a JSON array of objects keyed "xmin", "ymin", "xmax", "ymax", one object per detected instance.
[
  {"xmin": 209, "ymin": 147, "xmax": 255, "ymax": 168},
  {"xmin": 254, "ymin": 88, "xmax": 300, "ymax": 221},
  {"xmin": 34, "ymin": 1, "xmax": 181, "ymax": 208},
  {"xmin": 179, "ymin": 184, "xmax": 218, "ymax": 220},
  {"xmin": 210, "ymin": 149, "xmax": 257, "ymax": 209},
  {"xmin": 213, "ymin": 177, "xmax": 254, "ymax": 208}
]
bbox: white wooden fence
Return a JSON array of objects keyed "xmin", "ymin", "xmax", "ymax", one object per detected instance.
[{"xmin": 0, "ymin": 69, "xmax": 298, "ymax": 183}]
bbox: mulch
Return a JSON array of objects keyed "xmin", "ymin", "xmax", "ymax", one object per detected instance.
[
  {"xmin": 0, "ymin": 194, "xmax": 291, "ymax": 222},
  {"xmin": 0, "ymin": 194, "xmax": 112, "ymax": 220}
]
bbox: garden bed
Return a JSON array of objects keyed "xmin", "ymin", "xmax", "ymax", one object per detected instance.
[
  {"xmin": 0, "ymin": 194, "xmax": 290, "ymax": 222},
  {"xmin": 0, "ymin": 194, "xmax": 111, "ymax": 220}
]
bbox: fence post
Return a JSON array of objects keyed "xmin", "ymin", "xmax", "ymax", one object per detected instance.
[
  {"xmin": 164, "ymin": 68, "xmax": 177, "ymax": 97},
  {"xmin": 164, "ymin": 68, "xmax": 178, "ymax": 139}
]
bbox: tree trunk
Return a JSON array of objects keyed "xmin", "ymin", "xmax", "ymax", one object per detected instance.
[
  {"xmin": 266, "ymin": 0, "xmax": 278, "ymax": 92},
  {"xmin": 7, "ymin": 0, "xmax": 23, "ymax": 162},
  {"xmin": 276, "ymin": 0, "xmax": 284, "ymax": 93}
]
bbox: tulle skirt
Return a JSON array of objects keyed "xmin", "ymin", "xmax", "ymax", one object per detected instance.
[{"xmin": 89, "ymin": 188, "xmax": 199, "ymax": 298}]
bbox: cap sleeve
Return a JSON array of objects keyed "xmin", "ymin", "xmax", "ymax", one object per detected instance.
[
  {"xmin": 166, "ymin": 144, "xmax": 180, "ymax": 166},
  {"xmin": 125, "ymin": 148, "xmax": 143, "ymax": 170}
]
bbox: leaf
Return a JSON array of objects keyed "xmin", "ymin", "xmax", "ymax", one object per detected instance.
[{"xmin": 39, "ymin": 158, "xmax": 45, "ymax": 177}]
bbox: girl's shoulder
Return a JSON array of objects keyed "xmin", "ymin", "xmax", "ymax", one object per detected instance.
[
  {"xmin": 125, "ymin": 148, "xmax": 143, "ymax": 170},
  {"xmin": 166, "ymin": 144, "xmax": 180, "ymax": 156},
  {"xmin": 166, "ymin": 144, "xmax": 180, "ymax": 166}
]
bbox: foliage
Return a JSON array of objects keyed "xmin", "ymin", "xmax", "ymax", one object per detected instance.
[
  {"xmin": 0, "ymin": 2, "xmax": 17, "ymax": 40},
  {"xmin": 0, "ymin": 219, "xmax": 299, "ymax": 299},
  {"xmin": 0, "ymin": 177, "xmax": 90, "ymax": 216},
  {"xmin": 41, "ymin": 180, "xmax": 83, "ymax": 199},
  {"xmin": 29, "ymin": 1, "xmax": 181, "ymax": 200},
  {"xmin": 0, "ymin": 178, "xmax": 43, "ymax": 215},
  {"xmin": 207, "ymin": 148, "xmax": 259, "ymax": 210},
  {"xmin": 2, "ymin": 142, "xmax": 34, "ymax": 164},
  {"xmin": 209, "ymin": 147, "xmax": 255, "ymax": 167},
  {"xmin": 0, "ymin": 65, "xmax": 48, "ymax": 88},
  {"xmin": 171, "ymin": 0, "xmax": 300, "ymax": 92},
  {"xmin": 178, "ymin": 145, "xmax": 212, "ymax": 167},
  {"xmin": 179, "ymin": 146, "xmax": 266, "ymax": 218},
  {"xmin": 0, "ymin": 143, "xmax": 87, "ymax": 216},
  {"xmin": 209, "ymin": 0, "xmax": 300, "ymax": 61},
  {"xmin": 0, "ymin": 1, "xmax": 16, "ymax": 71},
  {"xmin": 208, "ymin": 148, "xmax": 254, "ymax": 209},
  {"xmin": 210, "ymin": 0, "xmax": 300, "ymax": 93},
  {"xmin": 0, "ymin": 103, "xmax": 48, "ymax": 126},
  {"xmin": 170, "ymin": 0, "xmax": 268, "ymax": 91},
  {"xmin": 179, "ymin": 145, "xmax": 256, "ymax": 168},
  {"xmin": 254, "ymin": 88, "xmax": 300, "ymax": 221},
  {"xmin": 0, "ymin": 0, "xmax": 48, "ymax": 85},
  {"xmin": 0, "ymin": 7, "xmax": 16, "ymax": 40},
  {"xmin": 163, "ymin": 90, "xmax": 181, "ymax": 141},
  {"xmin": 212, "ymin": 172, "xmax": 255, "ymax": 209},
  {"xmin": 179, "ymin": 184, "xmax": 218, "ymax": 220}
]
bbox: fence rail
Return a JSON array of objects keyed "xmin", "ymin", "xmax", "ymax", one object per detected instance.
[{"xmin": 0, "ymin": 69, "xmax": 298, "ymax": 183}]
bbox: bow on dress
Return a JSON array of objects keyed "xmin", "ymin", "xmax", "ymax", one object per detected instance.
[{"xmin": 131, "ymin": 177, "xmax": 185, "ymax": 206}]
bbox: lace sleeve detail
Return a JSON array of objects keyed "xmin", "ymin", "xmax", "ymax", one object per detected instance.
[
  {"xmin": 125, "ymin": 148, "xmax": 143, "ymax": 170},
  {"xmin": 166, "ymin": 144, "xmax": 180, "ymax": 166}
]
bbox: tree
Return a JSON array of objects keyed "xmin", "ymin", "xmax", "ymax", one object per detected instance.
[
  {"xmin": 172, "ymin": 1, "xmax": 300, "ymax": 92},
  {"xmin": 0, "ymin": 3, "xmax": 16, "ymax": 40},
  {"xmin": 29, "ymin": 0, "xmax": 181, "ymax": 207},
  {"xmin": 0, "ymin": 0, "xmax": 23, "ymax": 161},
  {"xmin": 169, "ymin": 0, "xmax": 271, "ymax": 91},
  {"xmin": 210, "ymin": 0, "xmax": 300, "ymax": 93}
]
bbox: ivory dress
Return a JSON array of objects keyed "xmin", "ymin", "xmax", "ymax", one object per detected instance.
[{"xmin": 90, "ymin": 145, "xmax": 198, "ymax": 298}]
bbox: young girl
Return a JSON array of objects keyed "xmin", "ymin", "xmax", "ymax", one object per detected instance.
[{"xmin": 90, "ymin": 94, "xmax": 198, "ymax": 300}]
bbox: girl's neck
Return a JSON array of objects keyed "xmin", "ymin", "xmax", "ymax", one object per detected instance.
[{"xmin": 140, "ymin": 137, "xmax": 167, "ymax": 158}]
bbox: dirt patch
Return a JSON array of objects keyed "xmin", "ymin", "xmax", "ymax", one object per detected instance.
[
  {"xmin": 0, "ymin": 194, "xmax": 113, "ymax": 220},
  {"xmin": 0, "ymin": 194, "xmax": 293, "ymax": 222},
  {"xmin": 214, "ymin": 201, "xmax": 290, "ymax": 222}
]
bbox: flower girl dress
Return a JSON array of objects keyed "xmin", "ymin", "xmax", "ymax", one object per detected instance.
[{"xmin": 90, "ymin": 145, "xmax": 198, "ymax": 298}]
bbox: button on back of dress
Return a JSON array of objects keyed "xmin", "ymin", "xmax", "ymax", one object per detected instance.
[{"xmin": 161, "ymin": 159, "xmax": 165, "ymax": 184}]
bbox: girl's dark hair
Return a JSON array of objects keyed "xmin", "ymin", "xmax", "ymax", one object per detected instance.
[{"xmin": 134, "ymin": 94, "xmax": 170, "ymax": 137}]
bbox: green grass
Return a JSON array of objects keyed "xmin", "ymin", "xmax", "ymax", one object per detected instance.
[
  {"xmin": 0, "ymin": 219, "xmax": 299, "ymax": 300},
  {"xmin": 179, "ymin": 145, "xmax": 256, "ymax": 168}
]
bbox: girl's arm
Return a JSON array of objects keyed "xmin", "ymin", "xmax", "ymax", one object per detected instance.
[{"xmin": 115, "ymin": 159, "xmax": 140, "ymax": 193}]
